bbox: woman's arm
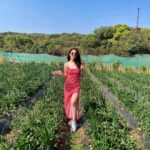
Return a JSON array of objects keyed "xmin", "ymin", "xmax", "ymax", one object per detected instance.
[
  {"xmin": 52, "ymin": 70, "xmax": 63, "ymax": 76},
  {"xmin": 52, "ymin": 62, "xmax": 67, "ymax": 78}
]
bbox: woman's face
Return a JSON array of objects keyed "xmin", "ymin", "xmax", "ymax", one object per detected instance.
[{"xmin": 70, "ymin": 49, "xmax": 77, "ymax": 60}]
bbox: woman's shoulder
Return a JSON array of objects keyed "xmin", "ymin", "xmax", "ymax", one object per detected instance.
[
  {"xmin": 64, "ymin": 62, "xmax": 69, "ymax": 69},
  {"xmin": 64, "ymin": 62, "xmax": 68, "ymax": 66}
]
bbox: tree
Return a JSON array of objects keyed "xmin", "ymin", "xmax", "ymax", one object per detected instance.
[
  {"xmin": 3, "ymin": 35, "xmax": 17, "ymax": 52},
  {"xmin": 94, "ymin": 26, "xmax": 115, "ymax": 40},
  {"xmin": 0, "ymin": 36, "xmax": 4, "ymax": 48},
  {"xmin": 120, "ymin": 32, "xmax": 148, "ymax": 53},
  {"xmin": 82, "ymin": 34, "xmax": 99, "ymax": 48}
]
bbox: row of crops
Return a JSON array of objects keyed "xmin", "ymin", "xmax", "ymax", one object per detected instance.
[
  {"xmin": 1, "ymin": 76, "xmax": 65, "ymax": 149},
  {"xmin": 0, "ymin": 62, "xmax": 149, "ymax": 149},
  {"xmin": 0, "ymin": 62, "xmax": 58, "ymax": 117},
  {"xmin": 0, "ymin": 62, "xmax": 66, "ymax": 149},
  {"xmin": 89, "ymin": 65, "xmax": 150, "ymax": 136},
  {"xmin": 81, "ymin": 73, "xmax": 136, "ymax": 149}
]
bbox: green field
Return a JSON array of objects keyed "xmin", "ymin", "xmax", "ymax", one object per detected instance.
[{"xmin": 0, "ymin": 62, "xmax": 149, "ymax": 150}]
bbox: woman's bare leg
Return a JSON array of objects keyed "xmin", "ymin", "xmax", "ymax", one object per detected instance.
[{"xmin": 71, "ymin": 93, "xmax": 79, "ymax": 122}]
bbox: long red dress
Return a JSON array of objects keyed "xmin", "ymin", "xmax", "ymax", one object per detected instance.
[{"xmin": 64, "ymin": 67, "xmax": 81, "ymax": 120}]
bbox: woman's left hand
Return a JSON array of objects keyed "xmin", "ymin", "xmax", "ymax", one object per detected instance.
[{"xmin": 52, "ymin": 70, "xmax": 63, "ymax": 76}]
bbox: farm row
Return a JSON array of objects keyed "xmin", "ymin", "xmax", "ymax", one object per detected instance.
[
  {"xmin": 0, "ymin": 62, "xmax": 60, "ymax": 117},
  {"xmin": 1, "ymin": 62, "xmax": 147, "ymax": 149},
  {"xmin": 89, "ymin": 65, "xmax": 150, "ymax": 135}
]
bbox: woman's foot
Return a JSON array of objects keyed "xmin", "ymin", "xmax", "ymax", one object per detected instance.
[
  {"xmin": 68, "ymin": 120, "xmax": 72, "ymax": 126},
  {"xmin": 70, "ymin": 121, "xmax": 76, "ymax": 132}
]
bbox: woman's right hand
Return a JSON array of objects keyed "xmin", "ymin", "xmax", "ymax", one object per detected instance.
[{"xmin": 52, "ymin": 70, "xmax": 63, "ymax": 76}]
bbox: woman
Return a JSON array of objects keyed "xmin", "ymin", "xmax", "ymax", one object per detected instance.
[{"xmin": 52, "ymin": 48, "xmax": 84, "ymax": 132}]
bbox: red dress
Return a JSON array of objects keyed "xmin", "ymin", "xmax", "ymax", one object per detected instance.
[{"xmin": 64, "ymin": 67, "xmax": 81, "ymax": 120}]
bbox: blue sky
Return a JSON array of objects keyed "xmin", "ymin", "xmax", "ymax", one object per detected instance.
[{"xmin": 0, "ymin": 0, "xmax": 149, "ymax": 34}]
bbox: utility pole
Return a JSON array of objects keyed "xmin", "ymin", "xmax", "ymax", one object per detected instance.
[{"xmin": 136, "ymin": 8, "xmax": 140, "ymax": 32}]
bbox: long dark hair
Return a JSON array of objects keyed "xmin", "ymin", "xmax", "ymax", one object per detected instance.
[{"xmin": 67, "ymin": 48, "xmax": 81, "ymax": 68}]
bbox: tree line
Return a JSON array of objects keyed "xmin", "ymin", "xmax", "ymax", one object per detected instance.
[{"xmin": 0, "ymin": 24, "xmax": 150, "ymax": 56}]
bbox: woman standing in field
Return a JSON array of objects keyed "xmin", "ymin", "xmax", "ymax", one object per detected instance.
[{"xmin": 52, "ymin": 48, "xmax": 84, "ymax": 132}]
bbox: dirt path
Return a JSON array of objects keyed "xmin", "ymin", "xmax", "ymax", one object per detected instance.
[{"xmin": 57, "ymin": 103, "xmax": 91, "ymax": 150}]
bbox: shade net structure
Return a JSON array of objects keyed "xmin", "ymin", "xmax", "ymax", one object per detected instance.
[{"xmin": 1, "ymin": 51, "xmax": 150, "ymax": 67}]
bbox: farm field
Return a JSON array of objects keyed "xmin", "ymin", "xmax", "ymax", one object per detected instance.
[
  {"xmin": 0, "ymin": 62, "xmax": 149, "ymax": 149},
  {"xmin": 89, "ymin": 65, "xmax": 150, "ymax": 135},
  {"xmin": 0, "ymin": 62, "xmax": 60, "ymax": 117}
]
